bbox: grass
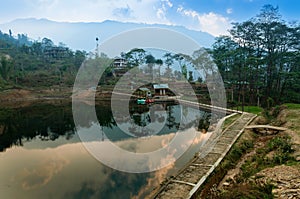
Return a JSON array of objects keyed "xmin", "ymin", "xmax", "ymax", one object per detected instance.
[
  {"xmin": 282, "ymin": 103, "xmax": 300, "ymax": 132},
  {"xmin": 233, "ymin": 106, "xmax": 263, "ymax": 115},
  {"xmin": 283, "ymin": 103, "xmax": 300, "ymax": 109},
  {"xmin": 240, "ymin": 136, "xmax": 295, "ymax": 180}
]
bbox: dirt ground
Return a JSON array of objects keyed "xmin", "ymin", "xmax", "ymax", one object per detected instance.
[
  {"xmin": 0, "ymin": 88, "xmax": 73, "ymax": 109},
  {"xmin": 0, "ymin": 88, "xmax": 72, "ymax": 101}
]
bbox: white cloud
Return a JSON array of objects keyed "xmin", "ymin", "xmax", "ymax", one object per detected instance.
[
  {"xmin": 177, "ymin": 5, "xmax": 183, "ymax": 13},
  {"xmin": 177, "ymin": 6, "xmax": 232, "ymax": 36},
  {"xmin": 155, "ymin": 0, "xmax": 173, "ymax": 21},
  {"xmin": 226, "ymin": 8, "xmax": 233, "ymax": 14},
  {"xmin": 162, "ymin": 0, "xmax": 173, "ymax": 8},
  {"xmin": 113, "ymin": 5, "xmax": 133, "ymax": 19},
  {"xmin": 23, "ymin": 0, "xmax": 172, "ymax": 25},
  {"xmin": 156, "ymin": 7, "xmax": 166, "ymax": 20}
]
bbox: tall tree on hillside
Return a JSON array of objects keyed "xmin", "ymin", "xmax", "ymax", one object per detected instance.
[
  {"xmin": 173, "ymin": 53, "xmax": 186, "ymax": 80},
  {"xmin": 163, "ymin": 52, "xmax": 173, "ymax": 68},
  {"xmin": 188, "ymin": 71, "xmax": 193, "ymax": 82},
  {"xmin": 163, "ymin": 52, "xmax": 174, "ymax": 80},
  {"xmin": 155, "ymin": 58, "xmax": 163, "ymax": 81},
  {"xmin": 255, "ymin": 5, "xmax": 300, "ymax": 104},
  {"xmin": 0, "ymin": 56, "xmax": 12, "ymax": 81},
  {"xmin": 124, "ymin": 48, "xmax": 146, "ymax": 68},
  {"xmin": 145, "ymin": 54, "xmax": 156, "ymax": 81}
]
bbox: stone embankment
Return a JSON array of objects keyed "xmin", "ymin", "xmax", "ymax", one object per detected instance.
[{"xmin": 152, "ymin": 113, "xmax": 256, "ymax": 199}]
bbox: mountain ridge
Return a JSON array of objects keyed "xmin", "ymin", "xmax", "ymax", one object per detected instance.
[{"xmin": 0, "ymin": 18, "xmax": 215, "ymax": 51}]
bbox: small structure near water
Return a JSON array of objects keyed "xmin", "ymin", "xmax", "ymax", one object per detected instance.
[
  {"xmin": 137, "ymin": 87, "xmax": 152, "ymax": 98},
  {"xmin": 153, "ymin": 84, "xmax": 169, "ymax": 96}
]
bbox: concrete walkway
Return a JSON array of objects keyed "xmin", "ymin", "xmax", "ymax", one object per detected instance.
[
  {"xmin": 177, "ymin": 99, "xmax": 243, "ymax": 114},
  {"xmin": 152, "ymin": 112, "xmax": 256, "ymax": 199}
]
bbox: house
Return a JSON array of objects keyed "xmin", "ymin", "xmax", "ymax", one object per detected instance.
[
  {"xmin": 153, "ymin": 84, "xmax": 169, "ymax": 96},
  {"xmin": 43, "ymin": 46, "xmax": 69, "ymax": 59},
  {"xmin": 112, "ymin": 57, "xmax": 128, "ymax": 77},
  {"xmin": 112, "ymin": 57, "xmax": 127, "ymax": 69}
]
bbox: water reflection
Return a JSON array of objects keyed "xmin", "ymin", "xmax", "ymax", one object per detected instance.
[
  {"xmin": 0, "ymin": 100, "xmax": 213, "ymax": 199},
  {"xmin": 114, "ymin": 102, "xmax": 180, "ymax": 138},
  {"xmin": 0, "ymin": 141, "xmax": 150, "ymax": 199},
  {"xmin": 0, "ymin": 102, "xmax": 75, "ymax": 152}
]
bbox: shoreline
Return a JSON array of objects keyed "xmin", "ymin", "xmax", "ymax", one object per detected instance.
[{"xmin": 149, "ymin": 113, "xmax": 256, "ymax": 199}]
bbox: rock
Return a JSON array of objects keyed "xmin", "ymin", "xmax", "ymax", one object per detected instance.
[
  {"xmin": 252, "ymin": 165, "xmax": 300, "ymax": 199},
  {"xmin": 223, "ymin": 182, "xmax": 230, "ymax": 186},
  {"xmin": 254, "ymin": 116, "xmax": 268, "ymax": 125}
]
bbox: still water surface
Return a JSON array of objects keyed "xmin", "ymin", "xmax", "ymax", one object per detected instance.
[{"xmin": 0, "ymin": 100, "xmax": 214, "ymax": 199}]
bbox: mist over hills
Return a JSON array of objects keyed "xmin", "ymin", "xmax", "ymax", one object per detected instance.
[{"xmin": 0, "ymin": 18, "xmax": 215, "ymax": 51}]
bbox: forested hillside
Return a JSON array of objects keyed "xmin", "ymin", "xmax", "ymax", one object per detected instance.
[{"xmin": 0, "ymin": 31, "xmax": 86, "ymax": 88}]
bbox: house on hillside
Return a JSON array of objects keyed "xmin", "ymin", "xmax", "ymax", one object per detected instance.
[
  {"xmin": 112, "ymin": 57, "xmax": 127, "ymax": 69},
  {"xmin": 112, "ymin": 57, "xmax": 127, "ymax": 77},
  {"xmin": 44, "ymin": 46, "xmax": 69, "ymax": 59}
]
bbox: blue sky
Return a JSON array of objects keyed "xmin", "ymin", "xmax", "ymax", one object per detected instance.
[{"xmin": 0, "ymin": 0, "xmax": 299, "ymax": 36}]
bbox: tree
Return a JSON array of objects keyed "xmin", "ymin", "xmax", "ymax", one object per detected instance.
[
  {"xmin": 174, "ymin": 53, "xmax": 187, "ymax": 80},
  {"xmin": 125, "ymin": 48, "xmax": 146, "ymax": 68},
  {"xmin": 197, "ymin": 76, "xmax": 203, "ymax": 83},
  {"xmin": 182, "ymin": 64, "xmax": 187, "ymax": 80},
  {"xmin": 164, "ymin": 66, "xmax": 173, "ymax": 80},
  {"xmin": 0, "ymin": 56, "xmax": 12, "ymax": 81},
  {"xmin": 174, "ymin": 70, "xmax": 182, "ymax": 80},
  {"xmin": 163, "ymin": 52, "xmax": 174, "ymax": 80},
  {"xmin": 155, "ymin": 59, "xmax": 163, "ymax": 80},
  {"xmin": 188, "ymin": 71, "xmax": 193, "ymax": 82},
  {"xmin": 145, "ymin": 54, "xmax": 156, "ymax": 81},
  {"xmin": 74, "ymin": 50, "xmax": 86, "ymax": 70},
  {"xmin": 163, "ymin": 53, "xmax": 173, "ymax": 67},
  {"xmin": 252, "ymin": 4, "xmax": 299, "ymax": 104},
  {"xmin": 41, "ymin": 37, "xmax": 54, "ymax": 48}
]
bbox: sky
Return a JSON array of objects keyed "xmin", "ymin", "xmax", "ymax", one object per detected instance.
[{"xmin": 0, "ymin": 0, "xmax": 299, "ymax": 37}]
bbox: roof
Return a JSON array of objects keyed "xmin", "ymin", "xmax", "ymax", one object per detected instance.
[
  {"xmin": 153, "ymin": 84, "xmax": 169, "ymax": 89},
  {"xmin": 139, "ymin": 87, "xmax": 150, "ymax": 91},
  {"xmin": 113, "ymin": 56, "xmax": 126, "ymax": 60}
]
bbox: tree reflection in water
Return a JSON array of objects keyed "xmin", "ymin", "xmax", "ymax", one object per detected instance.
[
  {"xmin": 0, "ymin": 102, "xmax": 75, "ymax": 152},
  {"xmin": 0, "ymin": 101, "xmax": 211, "ymax": 151}
]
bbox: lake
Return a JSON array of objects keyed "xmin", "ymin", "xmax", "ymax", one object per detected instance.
[{"xmin": 0, "ymin": 100, "xmax": 216, "ymax": 199}]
